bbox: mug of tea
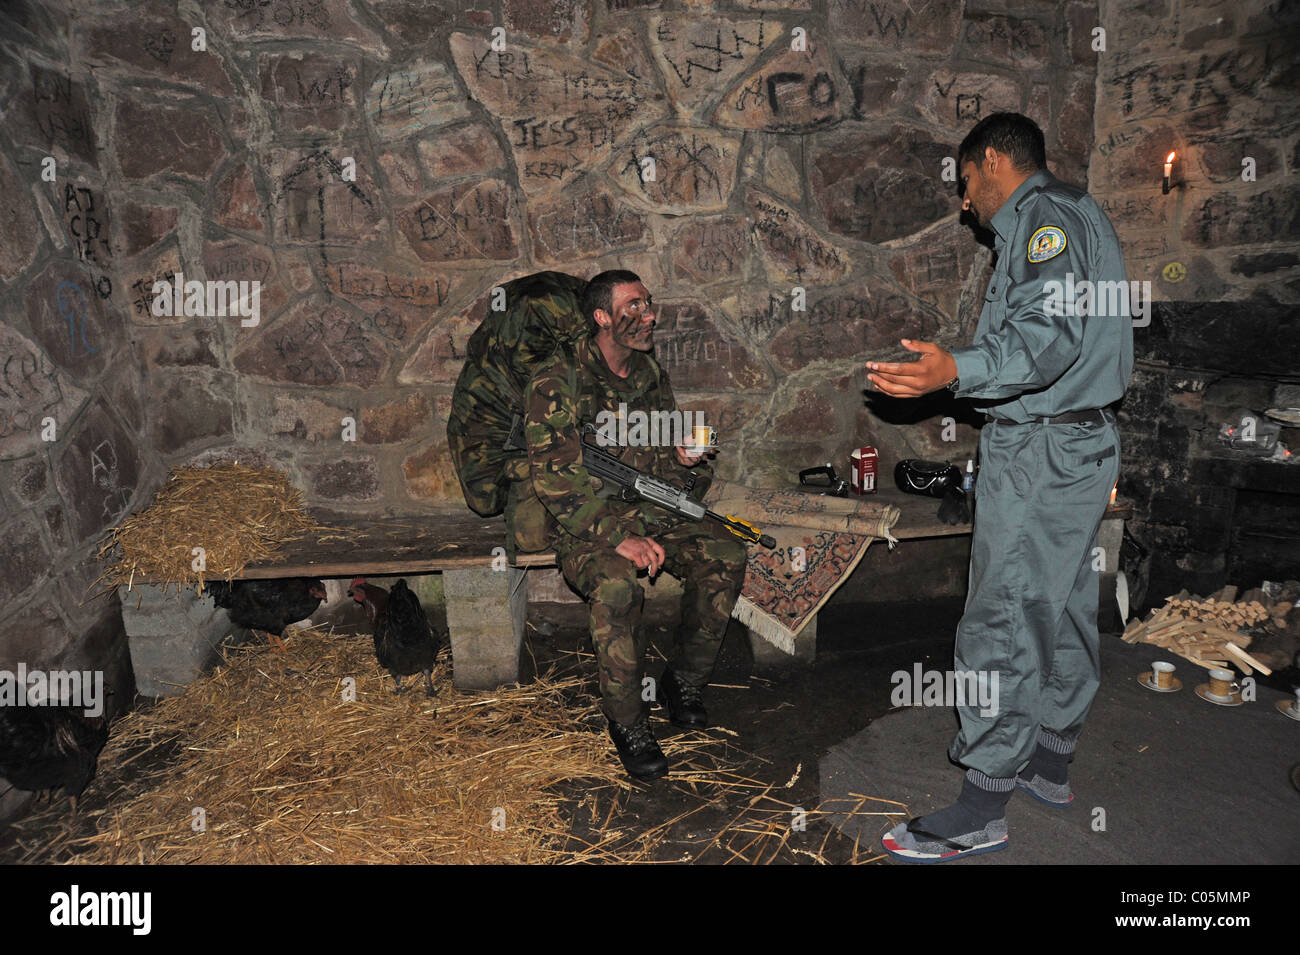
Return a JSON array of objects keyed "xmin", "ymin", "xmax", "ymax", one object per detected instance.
[
  {"xmin": 684, "ymin": 425, "xmax": 716, "ymax": 456},
  {"xmin": 1207, "ymin": 668, "xmax": 1238, "ymax": 700}
]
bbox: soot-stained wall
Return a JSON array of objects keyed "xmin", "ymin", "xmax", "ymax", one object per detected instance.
[{"xmin": 1088, "ymin": 0, "xmax": 1300, "ymax": 603}]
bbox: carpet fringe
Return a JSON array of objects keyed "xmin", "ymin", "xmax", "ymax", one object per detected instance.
[{"xmin": 732, "ymin": 596, "xmax": 800, "ymax": 654}]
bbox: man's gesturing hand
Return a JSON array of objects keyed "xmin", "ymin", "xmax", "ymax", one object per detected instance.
[
  {"xmin": 866, "ymin": 339, "xmax": 958, "ymax": 397},
  {"xmin": 616, "ymin": 535, "xmax": 665, "ymax": 576}
]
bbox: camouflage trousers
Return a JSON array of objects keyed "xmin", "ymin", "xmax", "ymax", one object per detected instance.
[{"xmin": 557, "ymin": 520, "xmax": 748, "ymax": 726}]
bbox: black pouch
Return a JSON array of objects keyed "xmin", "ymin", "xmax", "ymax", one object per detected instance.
[{"xmin": 894, "ymin": 459, "xmax": 962, "ymax": 498}]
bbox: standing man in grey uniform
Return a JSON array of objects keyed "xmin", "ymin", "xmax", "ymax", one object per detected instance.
[{"xmin": 866, "ymin": 113, "xmax": 1133, "ymax": 862}]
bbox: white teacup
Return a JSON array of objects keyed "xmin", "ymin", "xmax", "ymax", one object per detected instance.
[
  {"xmin": 1207, "ymin": 668, "xmax": 1237, "ymax": 700},
  {"xmin": 1152, "ymin": 661, "xmax": 1175, "ymax": 689}
]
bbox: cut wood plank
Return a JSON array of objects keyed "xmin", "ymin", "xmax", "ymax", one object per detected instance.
[
  {"xmin": 1147, "ymin": 619, "xmax": 1198, "ymax": 640},
  {"xmin": 1224, "ymin": 641, "xmax": 1273, "ymax": 676}
]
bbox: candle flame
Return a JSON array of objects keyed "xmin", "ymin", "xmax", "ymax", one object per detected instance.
[{"xmin": 1166, "ymin": 151, "xmax": 1176, "ymax": 163}]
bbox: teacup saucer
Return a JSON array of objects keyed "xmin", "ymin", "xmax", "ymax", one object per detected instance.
[
  {"xmin": 1139, "ymin": 671, "xmax": 1182, "ymax": 693},
  {"xmin": 1195, "ymin": 683, "xmax": 1243, "ymax": 706},
  {"xmin": 1275, "ymin": 699, "xmax": 1300, "ymax": 721}
]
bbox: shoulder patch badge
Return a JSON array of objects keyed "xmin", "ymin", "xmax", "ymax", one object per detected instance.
[{"xmin": 1027, "ymin": 226, "xmax": 1067, "ymax": 263}]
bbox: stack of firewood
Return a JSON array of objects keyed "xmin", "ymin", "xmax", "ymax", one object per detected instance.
[{"xmin": 1122, "ymin": 585, "xmax": 1279, "ymax": 675}]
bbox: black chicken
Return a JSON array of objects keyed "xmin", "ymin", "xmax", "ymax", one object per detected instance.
[
  {"xmin": 204, "ymin": 577, "xmax": 327, "ymax": 650},
  {"xmin": 348, "ymin": 578, "xmax": 440, "ymax": 697},
  {"xmin": 0, "ymin": 706, "xmax": 109, "ymax": 806}
]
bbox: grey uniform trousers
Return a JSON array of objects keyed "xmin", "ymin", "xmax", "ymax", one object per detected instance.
[{"xmin": 949, "ymin": 414, "xmax": 1121, "ymax": 779}]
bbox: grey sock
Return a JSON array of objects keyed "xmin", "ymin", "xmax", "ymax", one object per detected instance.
[
  {"xmin": 910, "ymin": 770, "xmax": 1014, "ymax": 839},
  {"xmin": 1021, "ymin": 729, "xmax": 1075, "ymax": 785}
]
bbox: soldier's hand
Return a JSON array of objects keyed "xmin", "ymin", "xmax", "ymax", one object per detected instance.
[
  {"xmin": 616, "ymin": 535, "xmax": 665, "ymax": 576},
  {"xmin": 866, "ymin": 339, "xmax": 958, "ymax": 397},
  {"xmin": 675, "ymin": 444, "xmax": 709, "ymax": 467}
]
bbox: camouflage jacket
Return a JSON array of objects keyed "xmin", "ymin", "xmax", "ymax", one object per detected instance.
[{"xmin": 524, "ymin": 333, "xmax": 711, "ymax": 548}]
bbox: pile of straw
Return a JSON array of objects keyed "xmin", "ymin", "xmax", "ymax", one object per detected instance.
[
  {"xmin": 8, "ymin": 628, "xmax": 899, "ymax": 864},
  {"xmin": 94, "ymin": 462, "xmax": 337, "ymax": 595},
  {"xmin": 22, "ymin": 626, "xmax": 627, "ymax": 863}
]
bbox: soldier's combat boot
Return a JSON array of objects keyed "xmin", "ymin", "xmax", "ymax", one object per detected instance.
[
  {"xmin": 608, "ymin": 716, "xmax": 669, "ymax": 781},
  {"xmin": 659, "ymin": 667, "xmax": 708, "ymax": 729}
]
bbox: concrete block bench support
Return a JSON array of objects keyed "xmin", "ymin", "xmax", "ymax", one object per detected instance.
[
  {"xmin": 443, "ymin": 565, "xmax": 528, "ymax": 690},
  {"xmin": 119, "ymin": 584, "xmax": 236, "ymax": 697},
  {"xmin": 747, "ymin": 616, "xmax": 817, "ymax": 668}
]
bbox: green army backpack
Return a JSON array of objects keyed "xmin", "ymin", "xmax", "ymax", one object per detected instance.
[{"xmin": 447, "ymin": 271, "xmax": 588, "ymax": 549}]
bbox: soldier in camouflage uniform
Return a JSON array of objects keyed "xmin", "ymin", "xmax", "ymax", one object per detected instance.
[{"xmin": 525, "ymin": 270, "xmax": 748, "ymax": 781}]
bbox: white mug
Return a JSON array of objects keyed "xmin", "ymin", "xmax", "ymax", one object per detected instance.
[
  {"xmin": 1207, "ymin": 668, "xmax": 1237, "ymax": 700},
  {"xmin": 1152, "ymin": 661, "xmax": 1175, "ymax": 689}
]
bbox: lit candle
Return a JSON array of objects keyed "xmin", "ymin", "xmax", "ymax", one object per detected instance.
[
  {"xmin": 1162, "ymin": 151, "xmax": 1175, "ymax": 194},
  {"xmin": 1109, "ymin": 484, "xmax": 1118, "ymax": 506}
]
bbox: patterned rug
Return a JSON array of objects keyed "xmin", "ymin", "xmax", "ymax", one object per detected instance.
[{"xmin": 702, "ymin": 481, "xmax": 901, "ymax": 654}]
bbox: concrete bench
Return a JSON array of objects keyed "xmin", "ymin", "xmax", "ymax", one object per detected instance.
[
  {"xmin": 120, "ymin": 496, "xmax": 1133, "ymax": 696},
  {"xmin": 120, "ymin": 509, "xmax": 553, "ymax": 696}
]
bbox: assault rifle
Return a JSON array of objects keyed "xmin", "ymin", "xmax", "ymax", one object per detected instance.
[{"xmin": 506, "ymin": 414, "xmax": 775, "ymax": 548}]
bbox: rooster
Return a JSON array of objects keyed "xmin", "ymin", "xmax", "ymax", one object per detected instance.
[
  {"xmin": 348, "ymin": 578, "xmax": 439, "ymax": 697},
  {"xmin": 0, "ymin": 706, "xmax": 109, "ymax": 808},
  {"xmin": 204, "ymin": 577, "xmax": 327, "ymax": 650}
]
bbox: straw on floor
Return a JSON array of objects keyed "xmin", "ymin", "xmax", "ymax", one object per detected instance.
[
  {"xmin": 16, "ymin": 625, "xmax": 628, "ymax": 863},
  {"xmin": 7, "ymin": 625, "xmax": 899, "ymax": 864}
]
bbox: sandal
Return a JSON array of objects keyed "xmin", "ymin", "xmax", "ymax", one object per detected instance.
[
  {"xmin": 881, "ymin": 816, "xmax": 1009, "ymax": 863},
  {"xmin": 1015, "ymin": 773, "xmax": 1074, "ymax": 807}
]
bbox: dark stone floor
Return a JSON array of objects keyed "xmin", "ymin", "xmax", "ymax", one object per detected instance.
[
  {"xmin": 532, "ymin": 594, "xmax": 1300, "ymax": 865},
  {"xmin": 821, "ymin": 634, "xmax": 1300, "ymax": 865}
]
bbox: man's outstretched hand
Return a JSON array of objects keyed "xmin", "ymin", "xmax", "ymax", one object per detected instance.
[
  {"xmin": 616, "ymin": 535, "xmax": 665, "ymax": 576},
  {"xmin": 867, "ymin": 339, "xmax": 958, "ymax": 398}
]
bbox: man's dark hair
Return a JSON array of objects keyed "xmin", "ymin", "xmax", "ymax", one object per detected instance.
[
  {"xmin": 582, "ymin": 269, "xmax": 642, "ymax": 324},
  {"xmin": 958, "ymin": 113, "xmax": 1046, "ymax": 173}
]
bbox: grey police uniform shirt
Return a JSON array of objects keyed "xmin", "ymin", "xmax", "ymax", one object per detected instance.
[{"xmin": 950, "ymin": 168, "xmax": 1134, "ymax": 422}]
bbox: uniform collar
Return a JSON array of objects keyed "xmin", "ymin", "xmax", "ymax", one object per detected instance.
[
  {"xmin": 989, "ymin": 167, "xmax": 1054, "ymax": 241},
  {"xmin": 577, "ymin": 331, "xmax": 652, "ymax": 387}
]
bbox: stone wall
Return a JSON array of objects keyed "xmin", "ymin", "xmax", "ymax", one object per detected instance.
[
  {"xmin": 1090, "ymin": 0, "xmax": 1299, "ymax": 300},
  {"xmin": 0, "ymin": 0, "xmax": 1102, "ymax": 702},
  {"xmin": 1088, "ymin": 0, "xmax": 1300, "ymax": 605}
]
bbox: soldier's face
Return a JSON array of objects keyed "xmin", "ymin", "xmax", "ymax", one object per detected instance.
[{"xmin": 602, "ymin": 281, "xmax": 656, "ymax": 352}]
